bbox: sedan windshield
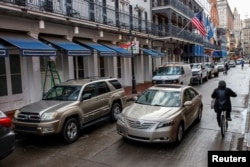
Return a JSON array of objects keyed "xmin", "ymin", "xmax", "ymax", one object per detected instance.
[
  {"xmin": 43, "ymin": 86, "xmax": 82, "ymax": 101},
  {"xmin": 156, "ymin": 66, "xmax": 181, "ymax": 75},
  {"xmin": 136, "ymin": 89, "xmax": 181, "ymax": 107}
]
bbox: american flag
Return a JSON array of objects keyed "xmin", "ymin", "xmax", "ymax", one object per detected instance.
[{"xmin": 191, "ymin": 12, "xmax": 206, "ymax": 37}]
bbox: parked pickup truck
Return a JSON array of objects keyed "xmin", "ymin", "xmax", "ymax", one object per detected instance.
[
  {"xmin": 190, "ymin": 63, "xmax": 209, "ymax": 84},
  {"xmin": 13, "ymin": 78, "xmax": 126, "ymax": 143},
  {"xmin": 204, "ymin": 62, "xmax": 219, "ymax": 78}
]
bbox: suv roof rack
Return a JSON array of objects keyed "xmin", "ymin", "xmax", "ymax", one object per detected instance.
[{"xmin": 65, "ymin": 76, "xmax": 114, "ymax": 82}]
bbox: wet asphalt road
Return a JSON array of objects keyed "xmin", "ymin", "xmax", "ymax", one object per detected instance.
[{"xmin": 1, "ymin": 65, "xmax": 249, "ymax": 167}]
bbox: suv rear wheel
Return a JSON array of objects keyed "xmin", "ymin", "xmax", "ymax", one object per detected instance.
[
  {"xmin": 110, "ymin": 103, "xmax": 122, "ymax": 122},
  {"xmin": 61, "ymin": 117, "xmax": 80, "ymax": 143}
]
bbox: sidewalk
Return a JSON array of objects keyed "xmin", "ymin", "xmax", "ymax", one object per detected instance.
[
  {"xmin": 124, "ymin": 82, "xmax": 153, "ymax": 101},
  {"xmin": 243, "ymin": 96, "xmax": 250, "ymax": 151}
]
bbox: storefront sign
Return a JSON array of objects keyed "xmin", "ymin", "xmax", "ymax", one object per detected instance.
[{"xmin": 119, "ymin": 41, "xmax": 139, "ymax": 54}]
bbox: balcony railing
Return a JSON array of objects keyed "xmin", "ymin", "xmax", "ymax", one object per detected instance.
[
  {"xmin": 0, "ymin": 0, "xmax": 215, "ymax": 49},
  {"xmin": 152, "ymin": 0, "xmax": 195, "ymax": 19}
]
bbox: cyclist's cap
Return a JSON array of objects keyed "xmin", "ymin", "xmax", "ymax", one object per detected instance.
[{"xmin": 218, "ymin": 80, "xmax": 226, "ymax": 88}]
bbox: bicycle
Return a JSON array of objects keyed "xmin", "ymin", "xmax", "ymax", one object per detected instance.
[{"xmin": 220, "ymin": 110, "xmax": 228, "ymax": 137}]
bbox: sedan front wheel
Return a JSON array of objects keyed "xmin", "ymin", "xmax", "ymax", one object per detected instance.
[{"xmin": 175, "ymin": 123, "xmax": 184, "ymax": 145}]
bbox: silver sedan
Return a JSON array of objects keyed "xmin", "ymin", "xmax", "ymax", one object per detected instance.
[{"xmin": 116, "ymin": 84, "xmax": 203, "ymax": 144}]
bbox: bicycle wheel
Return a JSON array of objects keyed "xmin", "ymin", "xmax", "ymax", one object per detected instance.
[{"xmin": 220, "ymin": 114, "xmax": 225, "ymax": 137}]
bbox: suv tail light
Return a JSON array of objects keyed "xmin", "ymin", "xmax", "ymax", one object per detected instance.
[{"xmin": 0, "ymin": 117, "xmax": 12, "ymax": 128}]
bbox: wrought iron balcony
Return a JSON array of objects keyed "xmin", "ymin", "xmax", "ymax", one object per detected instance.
[
  {"xmin": 0, "ymin": 0, "xmax": 217, "ymax": 50},
  {"xmin": 152, "ymin": 0, "xmax": 195, "ymax": 19}
]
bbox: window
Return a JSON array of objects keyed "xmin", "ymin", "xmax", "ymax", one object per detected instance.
[
  {"xmin": 188, "ymin": 88, "xmax": 198, "ymax": 99},
  {"xmin": 96, "ymin": 82, "xmax": 110, "ymax": 95},
  {"xmin": 99, "ymin": 57, "xmax": 105, "ymax": 77},
  {"xmin": 10, "ymin": 55, "xmax": 22, "ymax": 94},
  {"xmin": 82, "ymin": 84, "xmax": 96, "ymax": 98},
  {"xmin": 117, "ymin": 57, "xmax": 121, "ymax": 78},
  {"xmin": 109, "ymin": 80, "xmax": 122, "ymax": 89},
  {"xmin": 183, "ymin": 90, "xmax": 191, "ymax": 102},
  {"xmin": 74, "ymin": 56, "xmax": 85, "ymax": 79},
  {"xmin": 0, "ymin": 55, "xmax": 22, "ymax": 98},
  {"xmin": 0, "ymin": 58, "xmax": 7, "ymax": 96}
]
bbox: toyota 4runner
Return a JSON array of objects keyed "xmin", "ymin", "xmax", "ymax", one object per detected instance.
[{"xmin": 13, "ymin": 78, "xmax": 126, "ymax": 143}]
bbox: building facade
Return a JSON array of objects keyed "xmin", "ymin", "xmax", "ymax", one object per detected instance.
[
  {"xmin": 232, "ymin": 7, "xmax": 243, "ymax": 59},
  {"xmin": 0, "ymin": 0, "xmax": 218, "ymax": 113},
  {"xmin": 242, "ymin": 18, "xmax": 250, "ymax": 57},
  {"xmin": 216, "ymin": 0, "xmax": 234, "ymax": 56}
]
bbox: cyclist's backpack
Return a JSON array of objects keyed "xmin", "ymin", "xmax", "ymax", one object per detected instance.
[{"xmin": 218, "ymin": 90, "xmax": 226, "ymax": 110}]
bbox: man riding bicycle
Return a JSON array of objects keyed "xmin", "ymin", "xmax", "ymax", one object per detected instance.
[
  {"xmin": 211, "ymin": 80, "xmax": 237, "ymax": 127},
  {"xmin": 224, "ymin": 62, "xmax": 229, "ymax": 75},
  {"xmin": 241, "ymin": 60, "xmax": 244, "ymax": 70}
]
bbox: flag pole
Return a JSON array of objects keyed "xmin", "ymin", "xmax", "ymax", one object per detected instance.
[{"xmin": 177, "ymin": 20, "xmax": 191, "ymax": 36}]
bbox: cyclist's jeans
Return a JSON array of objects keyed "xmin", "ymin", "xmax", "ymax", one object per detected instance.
[{"xmin": 215, "ymin": 110, "xmax": 231, "ymax": 125}]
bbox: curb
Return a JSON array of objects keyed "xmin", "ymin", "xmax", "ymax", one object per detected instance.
[
  {"xmin": 242, "ymin": 79, "xmax": 250, "ymax": 151},
  {"xmin": 243, "ymin": 109, "xmax": 250, "ymax": 151}
]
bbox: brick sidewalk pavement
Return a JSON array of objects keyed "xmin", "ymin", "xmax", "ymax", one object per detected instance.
[{"xmin": 124, "ymin": 82, "xmax": 153, "ymax": 101}]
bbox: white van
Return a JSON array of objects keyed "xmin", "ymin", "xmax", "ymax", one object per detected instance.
[{"xmin": 152, "ymin": 64, "xmax": 192, "ymax": 85}]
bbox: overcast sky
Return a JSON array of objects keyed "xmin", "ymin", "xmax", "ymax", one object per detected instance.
[{"xmin": 227, "ymin": 0, "xmax": 249, "ymax": 19}]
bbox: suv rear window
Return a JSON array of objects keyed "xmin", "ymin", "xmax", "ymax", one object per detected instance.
[{"xmin": 109, "ymin": 80, "xmax": 122, "ymax": 89}]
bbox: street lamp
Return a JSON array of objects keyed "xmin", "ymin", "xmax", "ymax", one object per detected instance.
[{"xmin": 128, "ymin": 30, "xmax": 137, "ymax": 94}]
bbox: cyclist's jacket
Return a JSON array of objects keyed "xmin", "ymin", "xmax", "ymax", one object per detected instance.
[{"xmin": 211, "ymin": 83, "xmax": 237, "ymax": 111}]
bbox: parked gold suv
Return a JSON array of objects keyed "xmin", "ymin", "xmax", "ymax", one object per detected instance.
[{"xmin": 13, "ymin": 78, "xmax": 126, "ymax": 143}]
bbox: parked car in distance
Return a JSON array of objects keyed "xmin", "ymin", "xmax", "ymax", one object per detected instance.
[
  {"xmin": 190, "ymin": 63, "xmax": 209, "ymax": 84},
  {"xmin": 116, "ymin": 84, "xmax": 203, "ymax": 144},
  {"xmin": 236, "ymin": 59, "xmax": 242, "ymax": 65},
  {"xmin": 204, "ymin": 62, "xmax": 219, "ymax": 78},
  {"xmin": 152, "ymin": 63, "xmax": 192, "ymax": 85},
  {"xmin": 215, "ymin": 62, "xmax": 225, "ymax": 72},
  {"xmin": 228, "ymin": 60, "xmax": 236, "ymax": 68},
  {"xmin": 0, "ymin": 110, "xmax": 15, "ymax": 160},
  {"xmin": 13, "ymin": 78, "xmax": 126, "ymax": 143}
]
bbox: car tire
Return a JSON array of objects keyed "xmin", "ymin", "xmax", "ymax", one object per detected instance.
[
  {"xmin": 175, "ymin": 123, "xmax": 184, "ymax": 145},
  {"xmin": 199, "ymin": 75, "xmax": 203, "ymax": 84},
  {"xmin": 205, "ymin": 74, "xmax": 208, "ymax": 81},
  {"xmin": 195, "ymin": 107, "xmax": 202, "ymax": 123},
  {"xmin": 208, "ymin": 72, "xmax": 212, "ymax": 79},
  {"xmin": 61, "ymin": 117, "xmax": 80, "ymax": 144},
  {"xmin": 110, "ymin": 103, "xmax": 122, "ymax": 122}
]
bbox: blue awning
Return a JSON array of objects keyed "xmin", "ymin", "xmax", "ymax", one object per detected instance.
[
  {"xmin": 101, "ymin": 42, "xmax": 132, "ymax": 58},
  {"xmin": 0, "ymin": 44, "xmax": 8, "ymax": 57},
  {"xmin": 39, "ymin": 36, "xmax": 91, "ymax": 56},
  {"xmin": 151, "ymin": 49, "xmax": 164, "ymax": 57},
  {"xmin": 213, "ymin": 50, "xmax": 227, "ymax": 58},
  {"xmin": 212, "ymin": 51, "xmax": 219, "ymax": 57},
  {"xmin": 0, "ymin": 33, "xmax": 56, "ymax": 56},
  {"xmin": 141, "ymin": 48, "xmax": 159, "ymax": 58},
  {"xmin": 74, "ymin": 39, "xmax": 117, "ymax": 57}
]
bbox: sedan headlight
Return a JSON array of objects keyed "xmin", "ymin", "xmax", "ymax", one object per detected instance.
[
  {"xmin": 41, "ymin": 112, "xmax": 58, "ymax": 121},
  {"xmin": 157, "ymin": 120, "xmax": 174, "ymax": 129},
  {"xmin": 117, "ymin": 113, "xmax": 125, "ymax": 123}
]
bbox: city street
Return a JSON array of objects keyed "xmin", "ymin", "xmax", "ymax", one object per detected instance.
[{"xmin": 1, "ymin": 65, "xmax": 250, "ymax": 167}]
